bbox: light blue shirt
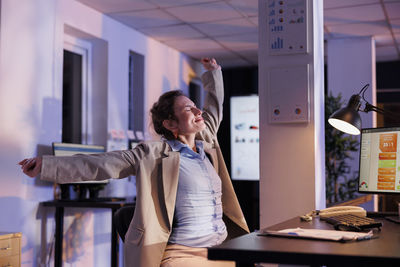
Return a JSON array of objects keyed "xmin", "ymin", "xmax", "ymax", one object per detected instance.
[{"xmin": 166, "ymin": 139, "xmax": 227, "ymax": 247}]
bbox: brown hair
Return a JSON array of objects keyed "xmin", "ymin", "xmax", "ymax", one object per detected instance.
[{"xmin": 150, "ymin": 90, "xmax": 184, "ymax": 140}]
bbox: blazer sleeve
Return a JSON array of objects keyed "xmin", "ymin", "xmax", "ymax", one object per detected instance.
[
  {"xmin": 40, "ymin": 143, "xmax": 148, "ymax": 184},
  {"xmin": 199, "ymin": 68, "xmax": 224, "ymax": 139}
]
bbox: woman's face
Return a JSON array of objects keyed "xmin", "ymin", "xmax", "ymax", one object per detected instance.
[{"xmin": 172, "ymin": 95, "xmax": 205, "ymax": 136}]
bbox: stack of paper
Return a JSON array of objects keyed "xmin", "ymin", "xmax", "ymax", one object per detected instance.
[{"xmin": 261, "ymin": 227, "xmax": 374, "ymax": 241}]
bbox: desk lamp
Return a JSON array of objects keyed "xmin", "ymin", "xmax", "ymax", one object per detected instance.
[{"xmin": 328, "ymin": 84, "xmax": 399, "ymax": 135}]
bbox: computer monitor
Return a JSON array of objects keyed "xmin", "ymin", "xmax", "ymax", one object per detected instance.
[
  {"xmin": 358, "ymin": 127, "xmax": 400, "ymax": 194},
  {"xmin": 52, "ymin": 142, "xmax": 108, "ymax": 184}
]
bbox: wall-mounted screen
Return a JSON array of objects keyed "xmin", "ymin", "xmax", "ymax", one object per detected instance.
[
  {"xmin": 358, "ymin": 127, "xmax": 400, "ymax": 194},
  {"xmin": 230, "ymin": 95, "xmax": 259, "ymax": 180}
]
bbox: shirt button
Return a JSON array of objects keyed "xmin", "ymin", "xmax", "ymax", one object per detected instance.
[
  {"xmin": 214, "ymin": 225, "xmax": 218, "ymax": 231},
  {"xmin": 213, "ymin": 213, "xmax": 217, "ymax": 218}
]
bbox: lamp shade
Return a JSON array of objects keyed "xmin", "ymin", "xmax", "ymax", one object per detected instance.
[{"xmin": 328, "ymin": 94, "xmax": 362, "ymax": 135}]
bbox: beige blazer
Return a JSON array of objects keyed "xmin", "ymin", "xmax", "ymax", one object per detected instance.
[{"xmin": 41, "ymin": 69, "xmax": 249, "ymax": 267}]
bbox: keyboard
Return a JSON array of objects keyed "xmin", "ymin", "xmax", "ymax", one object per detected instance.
[{"xmin": 322, "ymin": 214, "xmax": 382, "ymax": 232}]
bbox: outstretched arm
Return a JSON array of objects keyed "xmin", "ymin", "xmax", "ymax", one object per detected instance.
[{"xmin": 18, "ymin": 144, "xmax": 147, "ymax": 183}]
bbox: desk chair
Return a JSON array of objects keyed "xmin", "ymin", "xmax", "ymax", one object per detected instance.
[{"xmin": 114, "ymin": 206, "xmax": 135, "ymax": 242}]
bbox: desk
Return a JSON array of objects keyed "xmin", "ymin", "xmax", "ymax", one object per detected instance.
[
  {"xmin": 41, "ymin": 198, "xmax": 135, "ymax": 267},
  {"xmin": 208, "ymin": 214, "xmax": 400, "ymax": 266}
]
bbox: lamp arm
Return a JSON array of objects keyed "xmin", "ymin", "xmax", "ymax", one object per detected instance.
[{"xmin": 363, "ymin": 102, "xmax": 400, "ymax": 120}]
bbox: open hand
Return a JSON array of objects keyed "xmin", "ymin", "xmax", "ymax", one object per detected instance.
[{"xmin": 18, "ymin": 157, "xmax": 42, "ymax": 177}]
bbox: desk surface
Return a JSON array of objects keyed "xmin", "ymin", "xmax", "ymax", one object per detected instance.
[
  {"xmin": 208, "ymin": 216, "xmax": 400, "ymax": 266},
  {"xmin": 41, "ymin": 198, "xmax": 135, "ymax": 209}
]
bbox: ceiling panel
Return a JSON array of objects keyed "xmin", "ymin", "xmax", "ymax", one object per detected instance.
[
  {"xmin": 75, "ymin": 0, "xmax": 400, "ymax": 66},
  {"xmin": 227, "ymin": 0, "xmax": 258, "ymax": 18},
  {"xmin": 384, "ymin": 2, "xmax": 400, "ymax": 20},
  {"xmin": 164, "ymin": 37, "xmax": 224, "ymax": 51},
  {"xmin": 376, "ymin": 45, "xmax": 399, "ymax": 61},
  {"xmin": 234, "ymin": 49, "xmax": 258, "ymax": 63},
  {"xmin": 215, "ymin": 32, "xmax": 258, "ymax": 51},
  {"xmin": 189, "ymin": 48, "xmax": 238, "ymax": 58},
  {"xmin": 148, "ymin": 0, "xmax": 218, "ymax": 8},
  {"xmin": 324, "ymin": 4, "xmax": 385, "ymax": 26},
  {"xmin": 327, "ymin": 21, "xmax": 391, "ymax": 38},
  {"xmin": 188, "ymin": 49, "xmax": 250, "ymax": 67},
  {"xmin": 109, "ymin": 9, "xmax": 182, "ymax": 29},
  {"xmin": 166, "ymin": 1, "xmax": 243, "ymax": 24},
  {"xmin": 139, "ymin": 24, "xmax": 205, "ymax": 41},
  {"xmin": 395, "ymin": 32, "xmax": 400, "ymax": 43},
  {"xmin": 248, "ymin": 16, "xmax": 258, "ymax": 26},
  {"xmin": 77, "ymin": 0, "xmax": 157, "ymax": 13},
  {"xmin": 374, "ymin": 34, "xmax": 395, "ymax": 46},
  {"xmin": 391, "ymin": 18, "xmax": 400, "ymax": 33},
  {"xmin": 324, "ymin": 0, "xmax": 379, "ymax": 9},
  {"xmin": 192, "ymin": 18, "xmax": 257, "ymax": 37}
]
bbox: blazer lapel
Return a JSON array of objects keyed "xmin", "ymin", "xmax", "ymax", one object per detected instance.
[
  {"xmin": 203, "ymin": 142, "xmax": 219, "ymax": 172},
  {"xmin": 161, "ymin": 148, "xmax": 180, "ymax": 230}
]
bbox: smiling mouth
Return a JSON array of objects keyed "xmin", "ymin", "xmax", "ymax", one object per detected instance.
[{"xmin": 195, "ymin": 117, "xmax": 204, "ymax": 123}]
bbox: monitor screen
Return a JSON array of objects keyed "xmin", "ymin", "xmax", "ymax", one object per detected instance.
[
  {"xmin": 52, "ymin": 142, "xmax": 108, "ymax": 184},
  {"xmin": 230, "ymin": 95, "xmax": 259, "ymax": 180},
  {"xmin": 358, "ymin": 127, "xmax": 400, "ymax": 194}
]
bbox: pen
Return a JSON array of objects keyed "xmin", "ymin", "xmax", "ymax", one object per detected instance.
[{"xmin": 356, "ymin": 235, "xmax": 377, "ymax": 241}]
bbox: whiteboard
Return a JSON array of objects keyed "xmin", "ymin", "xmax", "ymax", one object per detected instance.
[{"xmin": 230, "ymin": 95, "xmax": 260, "ymax": 180}]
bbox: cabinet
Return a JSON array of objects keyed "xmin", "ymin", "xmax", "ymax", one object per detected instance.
[{"xmin": 0, "ymin": 233, "xmax": 21, "ymax": 267}]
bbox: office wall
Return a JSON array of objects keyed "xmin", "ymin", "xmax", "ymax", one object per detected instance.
[
  {"xmin": 0, "ymin": 0, "xmax": 201, "ymax": 266},
  {"xmin": 327, "ymin": 37, "xmax": 376, "ymax": 208}
]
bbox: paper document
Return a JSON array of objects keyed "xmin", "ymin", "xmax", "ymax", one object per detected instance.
[{"xmin": 260, "ymin": 228, "xmax": 374, "ymax": 242}]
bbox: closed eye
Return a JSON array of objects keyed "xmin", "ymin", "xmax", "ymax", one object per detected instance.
[{"xmin": 184, "ymin": 104, "xmax": 197, "ymax": 111}]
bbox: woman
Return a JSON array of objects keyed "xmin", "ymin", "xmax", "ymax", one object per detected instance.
[{"xmin": 19, "ymin": 58, "xmax": 249, "ymax": 267}]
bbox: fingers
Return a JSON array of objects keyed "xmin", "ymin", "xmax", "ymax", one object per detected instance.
[
  {"xmin": 19, "ymin": 157, "xmax": 41, "ymax": 177},
  {"xmin": 201, "ymin": 58, "xmax": 211, "ymax": 66},
  {"xmin": 201, "ymin": 57, "xmax": 220, "ymax": 71},
  {"xmin": 19, "ymin": 158, "xmax": 31, "ymax": 169},
  {"xmin": 21, "ymin": 158, "xmax": 34, "ymax": 172},
  {"xmin": 201, "ymin": 57, "xmax": 215, "ymax": 64},
  {"xmin": 18, "ymin": 159, "xmax": 28, "ymax": 165}
]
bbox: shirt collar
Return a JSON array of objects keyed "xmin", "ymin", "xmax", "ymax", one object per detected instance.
[{"xmin": 166, "ymin": 139, "xmax": 205, "ymax": 159}]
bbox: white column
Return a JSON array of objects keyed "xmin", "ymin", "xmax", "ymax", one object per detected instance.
[{"xmin": 258, "ymin": 0, "xmax": 325, "ymax": 228}]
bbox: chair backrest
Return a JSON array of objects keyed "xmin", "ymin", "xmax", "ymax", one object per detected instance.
[{"xmin": 114, "ymin": 206, "xmax": 135, "ymax": 242}]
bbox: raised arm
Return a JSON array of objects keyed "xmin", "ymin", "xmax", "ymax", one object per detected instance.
[{"xmin": 199, "ymin": 58, "xmax": 224, "ymax": 138}]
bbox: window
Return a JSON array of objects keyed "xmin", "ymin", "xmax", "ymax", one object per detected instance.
[
  {"xmin": 62, "ymin": 35, "xmax": 92, "ymax": 144},
  {"xmin": 128, "ymin": 51, "xmax": 145, "ymax": 134}
]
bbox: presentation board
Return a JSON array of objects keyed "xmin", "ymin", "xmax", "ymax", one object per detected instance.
[{"xmin": 230, "ymin": 95, "xmax": 259, "ymax": 180}]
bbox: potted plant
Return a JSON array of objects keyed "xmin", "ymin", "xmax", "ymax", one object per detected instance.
[{"xmin": 325, "ymin": 92, "xmax": 360, "ymax": 205}]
